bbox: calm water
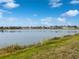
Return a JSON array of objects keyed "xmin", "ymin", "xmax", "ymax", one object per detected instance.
[{"xmin": 0, "ymin": 29, "xmax": 79, "ymax": 48}]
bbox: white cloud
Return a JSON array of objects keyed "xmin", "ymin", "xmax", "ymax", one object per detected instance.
[
  {"xmin": 0, "ymin": 9, "xmax": 11, "ymax": 18},
  {"xmin": 33, "ymin": 14, "xmax": 37, "ymax": 16},
  {"xmin": 49, "ymin": 0, "xmax": 63, "ymax": 7},
  {"xmin": 0, "ymin": 12, "xmax": 3, "ymax": 18},
  {"xmin": 0, "ymin": 9, "xmax": 11, "ymax": 14},
  {"xmin": 41, "ymin": 17, "xmax": 53, "ymax": 25},
  {"xmin": 0, "ymin": 0, "xmax": 14, "ymax": 3},
  {"xmin": 0, "ymin": 0, "xmax": 20, "ymax": 9},
  {"xmin": 70, "ymin": 0, "xmax": 79, "ymax": 4},
  {"xmin": 3, "ymin": 2, "xmax": 20, "ymax": 9},
  {"xmin": 67, "ymin": 22, "xmax": 72, "ymax": 26},
  {"xmin": 57, "ymin": 17, "xmax": 66, "ymax": 23},
  {"xmin": 59, "ymin": 10, "xmax": 79, "ymax": 25},
  {"xmin": 0, "ymin": 0, "xmax": 20, "ymax": 19},
  {"xmin": 62, "ymin": 10, "xmax": 79, "ymax": 17},
  {"xmin": 0, "ymin": 17, "xmax": 40, "ymax": 26}
]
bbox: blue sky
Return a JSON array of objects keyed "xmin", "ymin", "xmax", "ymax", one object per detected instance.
[{"xmin": 0, "ymin": 0, "xmax": 79, "ymax": 26}]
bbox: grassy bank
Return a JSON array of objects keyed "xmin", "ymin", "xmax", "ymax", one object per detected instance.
[{"xmin": 0, "ymin": 34, "xmax": 79, "ymax": 59}]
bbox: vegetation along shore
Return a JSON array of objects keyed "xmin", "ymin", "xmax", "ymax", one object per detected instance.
[{"xmin": 0, "ymin": 33, "xmax": 79, "ymax": 59}]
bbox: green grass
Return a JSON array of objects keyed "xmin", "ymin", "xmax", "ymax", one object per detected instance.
[{"xmin": 0, "ymin": 34, "xmax": 79, "ymax": 59}]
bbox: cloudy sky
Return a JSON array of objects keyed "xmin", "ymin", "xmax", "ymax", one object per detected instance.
[{"xmin": 0, "ymin": 0, "xmax": 79, "ymax": 26}]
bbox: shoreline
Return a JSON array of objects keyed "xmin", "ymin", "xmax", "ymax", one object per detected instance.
[{"xmin": 0, "ymin": 33, "xmax": 79, "ymax": 57}]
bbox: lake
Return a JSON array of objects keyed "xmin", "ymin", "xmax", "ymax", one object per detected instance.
[{"xmin": 0, "ymin": 29, "xmax": 79, "ymax": 48}]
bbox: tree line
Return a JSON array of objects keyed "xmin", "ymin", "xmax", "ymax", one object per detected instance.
[{"xmin": 0, "ymin": 26, "xmax": 78, "ymax": 29}]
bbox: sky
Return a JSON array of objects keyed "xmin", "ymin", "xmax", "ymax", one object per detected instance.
[{"xmin": 0, "ymin": 0, "xmax": 79, "ymax": 26}]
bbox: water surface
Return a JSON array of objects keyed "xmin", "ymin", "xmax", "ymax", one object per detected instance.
[{"xmin": 0, "ymin": 29, "xmax": 79, "ymax": 48}]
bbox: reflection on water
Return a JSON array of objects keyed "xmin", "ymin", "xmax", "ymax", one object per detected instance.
[{"xmin": 0, "ymin": 29, "xmax": 79, "ymax": 48}]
